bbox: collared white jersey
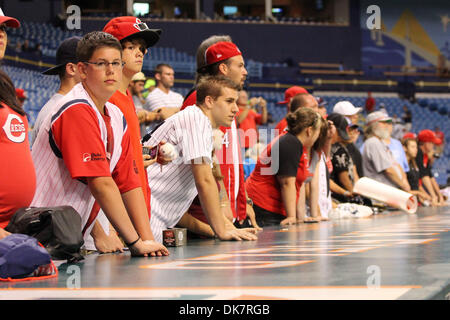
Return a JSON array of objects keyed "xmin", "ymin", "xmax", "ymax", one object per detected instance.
[
  {"xmin": 145, "ymin": 105, "xmax": 213, "ymax": 242},
  {"xmin": 31, "ymin": 83, "xmax": 131, "ymax": 237}
]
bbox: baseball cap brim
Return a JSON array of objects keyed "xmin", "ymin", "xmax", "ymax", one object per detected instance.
[
  {"xmin": 42, "ymin": 64, "xmax": 66, "ymax": 75},
  {"xmin": 0, "ymin": 16, "xmax": 20, "ymax": 28},
  {"xmin": 123, "ymin": 29, "xmax": 162, "ymax": 48},
  {"xmin": 347, "ymin": 107, "xmax": 362, "ymax": 115},
  {"xmin": 337, "ymin": 127, "xmax": 350, "ymax": 140}
]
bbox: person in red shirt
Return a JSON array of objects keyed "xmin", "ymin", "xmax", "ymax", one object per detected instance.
[
  {"xmin": 235, "ymin": 90, "xmax": 267, "ymax": 149},
  {"xmin": 274, "ymin": 86, "xmax": 309, "ymax": 136},
  {"xmin": 0, "ymin": 71, "xmax": 35, "ymax": 231},
  {"xmin": 103, "ymin": 16, "xmax": 162, "ymax": 244},
  {"xmin": 246, "ymin": 107, "xmax": 325, "ymax": 226},
  {"xmin": 0, "ymin": 12, "xmax": 34, "ymax": 239},
  {"xmin": 365, "ymin": 91, "xmax": 375, "ymax": 114},
  {"xmin": 416, "ymin": 129, "xmax": 446, "ymax": 206}
]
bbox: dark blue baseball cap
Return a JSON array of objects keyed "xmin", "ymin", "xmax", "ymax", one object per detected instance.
[{"xmin": 42, "ymin": 36, "xmax": 81, "ymax": 75}]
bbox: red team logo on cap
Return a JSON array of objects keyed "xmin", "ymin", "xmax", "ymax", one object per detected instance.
[{"xmin": 2, "ymin": 113, "xmax": 26, "ymax": 143}]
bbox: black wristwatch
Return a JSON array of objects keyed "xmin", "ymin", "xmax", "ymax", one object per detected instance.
[{"xmin": 246, "ymin": 198, "xmax": 253, "ymax": 206}]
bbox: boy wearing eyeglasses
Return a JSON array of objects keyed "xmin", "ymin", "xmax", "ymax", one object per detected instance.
[{"xmin": 31, "ymin": 31, "xmax": 169, "ymax": 257}]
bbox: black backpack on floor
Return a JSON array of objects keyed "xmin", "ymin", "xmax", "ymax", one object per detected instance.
[{"xmin": 5, "ymin": 206, "xmax": 84, "ymax": 262}]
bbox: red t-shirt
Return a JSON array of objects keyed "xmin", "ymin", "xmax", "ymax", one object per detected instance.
[
  {"xmin": 109, "ymin": 90, "xmax": 151, "ymax": 216},
  {"xmin": 365, "ymin": 97, "xmax": 375, "ymax": 113},
  {"xmin": 246, "ymin": 132, "xmax": 309, "ymax": 216},
  {"xmin": 274, "ymin": 118, "xmax": 287, "ymax": 137},
  {"xmin": 236, "ymin": 107, "xmax": 262, "ymax": 148},
  {"xmin": 0, "ymin": 103, "xmax": 36, "ymax": 228}
]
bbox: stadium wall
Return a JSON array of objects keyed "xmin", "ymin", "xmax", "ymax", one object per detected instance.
[{"xmin": 79, "ymin": 0, "xmax": 362, "ymax": 70}]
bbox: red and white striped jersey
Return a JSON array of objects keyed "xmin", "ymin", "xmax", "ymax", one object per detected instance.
[{"xmin": 31, "ymin": 83, "xmax": 140, "ymax": 238}]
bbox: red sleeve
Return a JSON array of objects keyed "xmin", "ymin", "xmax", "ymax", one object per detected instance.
[
  {"xmin": 254, "ymin": 111, "xmax": 263, "ymax": 125},
  {"xmin": 111, "ymin": 127, "xmax": 141, "ymax": 194},
  {"xmin": 51, "ymin": 103, "xmax": 111, "ymax": 179},
  {"xmin": 181, "ymin": 90, "xmax": 197, "ymax": 110}
]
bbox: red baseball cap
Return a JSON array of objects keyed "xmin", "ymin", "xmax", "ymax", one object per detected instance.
[
  {"xmin": 402, "ymin": 132, "xmax": 417, "ymax": 140},
  {"xmin": 277, "ymin": 86, "xmax": 308, "ymax": 104},
  {"xmin": 204, "ymin": 41, "xmax": 242, "ymax": 66},
  {"xmin": 103, "ymin": 16, "xmax": 161, "ymax": 48},
  {"xmin": 0, "ymin": 8, "xmax": 20, "ymax": 28},
  {"xmin": 15, "ymin": 88, "xmax": 26, "ymax": 100},
  {"xmin": 418, "ymin": 129, "xmax": 441, "ymax": 145}
]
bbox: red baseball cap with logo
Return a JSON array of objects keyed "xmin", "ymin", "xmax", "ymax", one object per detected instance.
[
  {"xmin": 277, "ymin": 86, "xmax": 309, "ymax": 104},
  {"xmin": 103, "ymin": 16, "xmax": 161, "ymax": 48},
  {"xmin": 15, "ymin": 88, "xmax": 26, "ymax": 100},
  {"xmin": 418, "ymin": 129, "xmax": 441, "ymax": 145},
  {"xmin": 402, "ymin": 132, "xmax": 417, "ymax": 140},
  {"xmin": 204, "ymin": 41, "xmax": 242, "ymax": 66},
  {"xmin": 0, "ymin": 8, "xmax": 20, "ymax": 28}
]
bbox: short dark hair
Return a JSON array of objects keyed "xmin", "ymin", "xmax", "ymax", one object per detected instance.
[
  {"xmin": 76, "ymin": 31, "xmax": 122, "ymax": 63},
  {"xmin": 290, "ymin": 93, "xmax": 310, "ymax": 112},
  {"xmin": 121, "ymin": 37, "xmax": 147, "ymax": 54},
  {"xmin": 196, "ymin": 75, "xmax": 240, "ymax": 106},
  {"xmin": 155, "ymin": 63, "xmax": 173, "ymax": 74}
]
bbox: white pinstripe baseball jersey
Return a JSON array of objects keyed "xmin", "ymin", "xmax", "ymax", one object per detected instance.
[
  {"xmin": 144, "ymin": 105, "xmax": 213, "ymax": 242},
  {"xmin": 31, "ymin": 83, "xmax": 140, "ymax": 239}
]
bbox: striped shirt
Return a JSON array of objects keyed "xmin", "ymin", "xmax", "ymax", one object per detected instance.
[
  {"xmin": 144, "ymin": 105, "xmax": 213, "ymax": 242},
  {"xmin": 143, "ymin": 87, "xmax": 183, "ymax": 112},
  {"xmin": 31, "ymin": 83, "xmax": 140, "ymax": 239},
  {"xmin": 30, "ymin": 93, "xmax": 64, "ymax": 146}
]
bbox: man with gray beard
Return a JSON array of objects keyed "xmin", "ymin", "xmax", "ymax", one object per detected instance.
[{"xmin": 362, "ymin": 111, "xmax": 411, "ymax": 191}]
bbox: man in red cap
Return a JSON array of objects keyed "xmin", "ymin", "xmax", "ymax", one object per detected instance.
[
  {"xmin": 15, "ymin": 88, "xmax": 26, "ymax": 107},
  {"xmin": 179, "ymin": 35, "xmax": 261, "ymax": 232},
  {"xmin": 416, "ymin": 129, "xmax": 446, "ymax": 206},
  {"xmin": 101, "ymin": 16, "xmax": 163, "ymax": 248},
  {"xmin": 274, "ymin": 86, "xmax": 309, "ymax": 136}
]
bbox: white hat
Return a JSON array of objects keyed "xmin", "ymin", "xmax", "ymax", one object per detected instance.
[
  {"xmin": 131, "ymin": 72, "xmax": 146, "ymax": 82},
  {"xmin": 333, "ymin": 101, "xmax": 362, "ymax": 116},
  {"xmin": 366, "ymin": 111, "xmax": 392, "ymax": 125}
]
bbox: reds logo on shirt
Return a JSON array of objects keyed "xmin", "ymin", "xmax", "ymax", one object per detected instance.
[{"xmin": 2, "ymin": 113, "xmax": 26, "ymax": 143}]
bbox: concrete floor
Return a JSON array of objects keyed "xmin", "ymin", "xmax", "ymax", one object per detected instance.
[{"xmin": 1, "ymin": 206, "xmax": 449, "ymax": 300}]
